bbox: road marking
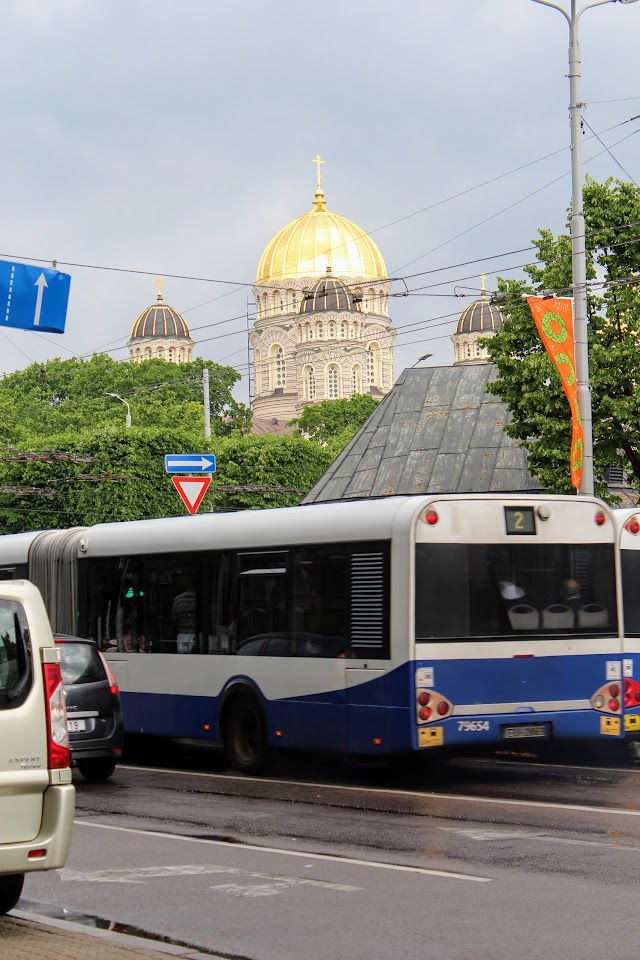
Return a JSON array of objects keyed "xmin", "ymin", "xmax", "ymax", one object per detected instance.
[
  {"xmin": 60, "ymin": 863, "xmax": 361, "ymax": 896},
  {"xmin": 123, "ymin": 763, "xmax": 640, "ymax": 819},
  {"xmin": 73, "ymin": 821, "xmax": 491, "ymax": 883},
  {"xmin": 439, "ymin": 826, "xmax": 640, "ymax": 850}
]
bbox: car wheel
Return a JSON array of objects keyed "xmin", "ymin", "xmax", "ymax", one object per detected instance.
[
  {"xmin": 0, "ymin": 873, "xmax": 24, "ymax": 915},
  {"xmin": 77, "ymin": 757, "xmax": 117, "ymax": 781},
  {"xmin": 224, "ymin": 693, "xmax": 268, "ymax": 774}
]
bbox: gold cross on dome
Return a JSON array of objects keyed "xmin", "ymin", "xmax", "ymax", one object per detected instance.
[
  {"xmin": 156, "ymin": 276, "xmax": 163, "ymax": 301},
  {"xmin": 312, "ymin": 154, "xmax": 325, "ymax": 190}
]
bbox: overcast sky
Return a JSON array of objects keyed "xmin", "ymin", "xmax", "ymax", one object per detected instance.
[{"xmin": 1, "ymin": 0, "xmax": 639, "ymax": 406}]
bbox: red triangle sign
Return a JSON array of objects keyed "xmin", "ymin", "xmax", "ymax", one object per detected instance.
[{"xmin": 172, "ymin": 476, "xmax": 211, "ymax": 514}]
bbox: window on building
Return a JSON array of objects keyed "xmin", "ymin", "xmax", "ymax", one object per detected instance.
[
  {"xmin": 327, "ymin": 363, "xmax": 340, "ymax": 400},
  {"xmin": 303, "ymin": 364, "xmax": 316, "ymax": 402},
  {"xmin": 269, "ymin": 344, "xmax": 286, "ymax": 390},
  {"xmin": 352, "ymin": 364, "xmax": 363, "ymax": 395},
  {"xmin": 367, "ymin": 343, "xmax": 381, "ymax": 387}
]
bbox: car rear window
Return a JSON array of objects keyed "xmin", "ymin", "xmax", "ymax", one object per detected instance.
[
  {"xmin": 58, "ymin": 643, "xmax": 105, "ymax": 685},
  {"xmin": 0, "ymin": 599, "xmax": 33, "ymax": 709}
]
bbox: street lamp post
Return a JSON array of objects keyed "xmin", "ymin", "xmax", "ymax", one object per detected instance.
[
  {"xmin": 530, "ymin": 0, "xmax": 639, "ymax": 496},
  {"xmin": 106, "ymin": 392, "xmax": 132, "ymax": 428}
]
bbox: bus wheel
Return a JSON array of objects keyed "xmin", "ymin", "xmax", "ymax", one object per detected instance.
[{"xmin": 224, "ymin": 694, "xmax": 268, "ymax": 775}]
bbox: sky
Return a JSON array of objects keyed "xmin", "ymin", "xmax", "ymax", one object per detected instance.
[{"xmin": 1, "ymin": 0, "xmax": 639, "ymax": 408}]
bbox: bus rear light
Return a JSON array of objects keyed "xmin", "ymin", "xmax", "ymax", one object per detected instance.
[
  {"xmin": 591, "ymin": 682, "xmax": 622, "ymax": 714},
  {"xmin": 595, "ymin": 511, "xmax": 606, "ymax": 526},
  {"xmin": 624, "ymin": 679, "xmax": 640, "ymax": 708},
  {"xmin": 625, "ymin": 516, "xmax": 640, "ymax": 535},
  {"xmin": 421, "ymin": 510, "xmax": 438, "ymax": 526},
  {"xmin": 415, "ymin": 689, "xmax": 452, "ymax": 724}
]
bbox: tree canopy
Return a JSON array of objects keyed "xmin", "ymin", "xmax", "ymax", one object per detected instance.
[
  {"xmin": 291, "ymin": 394, "xmax": 378, "ymax": 449},
  {"xmin": 486, "ymin": 177, "xmax": 640, "ymax": 497},
  {"xmin": 0, "ymin": 356, "xmax": 343, "ymax": 532}
]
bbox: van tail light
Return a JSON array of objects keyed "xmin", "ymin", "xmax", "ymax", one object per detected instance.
[
  {"xmin": 99, "ymin": 652, "xmax": 119, "ymax": 697},
  {"xmin": 42, "ymin": 662, "xmax": 71, "ymax": 770}
]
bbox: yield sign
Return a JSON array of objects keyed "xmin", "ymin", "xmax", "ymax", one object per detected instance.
[{"xmin": 172, "ymin": 476, "xmax": 211, "ymax": 514}]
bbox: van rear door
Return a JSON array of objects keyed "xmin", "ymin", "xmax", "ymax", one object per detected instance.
[{"xmin": 0, "ymin": 589, "xmax": 50, "ymax": 844}]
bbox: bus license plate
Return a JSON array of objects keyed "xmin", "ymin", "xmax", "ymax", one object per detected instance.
[
  {"xmin": 501, "ymin": 723, "xmax": 548, "ymax": 740},
  {"xmin": 67, "ymin": 719, "xmax": 87, "ymax": 733}
]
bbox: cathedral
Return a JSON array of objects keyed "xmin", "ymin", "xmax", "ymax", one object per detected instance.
[
  {"xmin": 250, "ymin": 158, "xmax": 396, "ymax": 432},
  {"xmin": 123, "ymin": 165, "xmax": 504, "ymax": 428}
]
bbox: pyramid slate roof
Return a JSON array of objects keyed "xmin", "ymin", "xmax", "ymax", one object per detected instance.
[{"xmin": 301, "ymin": 364, "xmax": 540, "ymax": 504}]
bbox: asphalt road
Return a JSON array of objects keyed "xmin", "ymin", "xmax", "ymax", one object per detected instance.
[{"xmin": 19, "ymin": 744, "xmax": 640, "ymax": 960}]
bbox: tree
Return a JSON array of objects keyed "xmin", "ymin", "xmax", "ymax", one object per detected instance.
[
  {"xmin": 0, "ymin": 354, "xmax": 251, "ymax": 445},
  {"xmin": 486, "ymin": 177, "xmax": 640, "ymax": 497},
  {"xmin": 290, "ymin": 395, "xmax": 378, "ymax": 449}
]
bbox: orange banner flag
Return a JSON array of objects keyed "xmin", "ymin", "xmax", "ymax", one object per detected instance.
[{"xmin": 527, "ymin": 296, "xmax": 584, "ymax": 490}]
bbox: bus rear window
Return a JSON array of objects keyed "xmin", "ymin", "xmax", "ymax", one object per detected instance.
[
  {"xmin": 415, "ymin": 543, "xmax": 617, "ymax": 639},
  {"xmin": 621, "ymin": 552, "xmax": 640, "ymax": 636}
]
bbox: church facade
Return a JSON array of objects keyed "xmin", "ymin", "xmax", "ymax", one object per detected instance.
[{"xmin": 250, "ymin": 159, "xmax": 396, "ymax": 431}]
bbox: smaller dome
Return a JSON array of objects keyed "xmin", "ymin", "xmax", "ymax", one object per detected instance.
[
  {"xmin": 298, "ymin": 269, "xmax": 360, "ymax": 316},
  {"xmin": 454, "ymin": 284, "xmax": 505, "ymax": 336},
  {"xmin": 129, "ymin": 287, "xmax": 192, "ymax": 341}
]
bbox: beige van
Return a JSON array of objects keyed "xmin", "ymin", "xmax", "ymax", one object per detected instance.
[{"xmin": 0, "ymin": 580, "xmax": 75, "ymax": 914}]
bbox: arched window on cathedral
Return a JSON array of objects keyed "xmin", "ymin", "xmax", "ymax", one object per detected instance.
[
  {"xmin": 340, "ymin": 321, "xmax": 347, "ymax": 339},
  {"xmin": 168, "ymin": 348, "xmax": 174, "ymax": 362},
  {"xmin": 328, "ymin": 321, "xmax": 335, "ymax": 339},
  {"xmin": 278, "ymin": 292, "xmax": 284, "ymax": 313},
  {"xmin": 303, "ymin": 364, "xmax": 316, "ymax": 402},
  {"xmin": 351, "ymin": 363, "xmax": 363, "ymax": 395},
  {"xmin": 145, "ymin": 347, "xmax": 152, "ymax": 358},
  {"xmin": 254, "ymin": 348, "xmax": 262, "ymax": 395},
  {"xmin": 317, "ymin": 323, "xmax": 323, "ymax": 339},
  {"xmin": 135, "ymin": 347, "xmax": 141, "ymax": 361},
  {"xmin": 326, "ymin": 363, "xmax": 340, "ymax": 400},
  {"xmin": 269, "ymin": 344, "xmax": 286, "ymax": 390},
  {"xmin": 367, "ymin": 342, "xmax": 382, "ymax": 387}
]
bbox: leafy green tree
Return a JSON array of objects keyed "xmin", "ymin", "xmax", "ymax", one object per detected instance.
[
  {"xmin": 486, "ymin": 177, "xmax": 640, "ymax": 497},
  {"xmin": 0, "ymin": 354, "xmax": 251, "ymax": 444},
  {"xmin": 291, "ymin": 395, "xmax": 378, "ymax": 449}
]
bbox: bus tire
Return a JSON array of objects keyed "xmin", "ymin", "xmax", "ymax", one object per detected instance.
[
  {"xmin": 0, "ymin": 873, "xmax": 24, "ymax": 915},
  {"xmin": 223, "ymin": 693, "xmax": 268, "ymax": 775}
]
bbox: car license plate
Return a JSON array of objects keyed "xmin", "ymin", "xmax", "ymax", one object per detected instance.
[
  {"xmin": 502, "ymin": 723, "xmax": 548, "ymax": 740},
  {"xmin": 67, "ymin": 718, "xmax": 87, "ymax": 733}
]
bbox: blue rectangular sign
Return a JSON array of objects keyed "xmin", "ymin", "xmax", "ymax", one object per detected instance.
[
  {"xmin": 0, "ymin": 260, "xmax": 71, "ymax": 334},
  {"xmin": 165, "ymin": 454, "xmax": 217, "ymax": 473}
]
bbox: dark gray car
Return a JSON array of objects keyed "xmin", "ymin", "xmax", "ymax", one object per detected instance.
[{"xmin": 55, "ymin": 635, "xmax": 123, "ymax": 781}]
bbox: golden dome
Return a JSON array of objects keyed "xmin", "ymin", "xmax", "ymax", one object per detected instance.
[{"xmin": 256, "ymin": 168, "xmax": 387, "ymax": 284}]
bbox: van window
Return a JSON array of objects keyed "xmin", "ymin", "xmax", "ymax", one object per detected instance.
[{"xmin": 0, "ymin": 600, "xmax": 33, "ymax": 709}]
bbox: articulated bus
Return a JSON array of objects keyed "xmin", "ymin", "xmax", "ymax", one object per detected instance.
[{"xmin": 0, "ymin": 494, "xmax": 625, "ymax": 772}]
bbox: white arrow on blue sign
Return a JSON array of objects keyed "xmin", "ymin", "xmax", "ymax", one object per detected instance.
[
  {"xmin": 0, "ymin": 260, "xmax": 71, "ymax": 334},
  {"xmin": 165, "ymin": 454, "xmax": 217, "ymax": 473}
]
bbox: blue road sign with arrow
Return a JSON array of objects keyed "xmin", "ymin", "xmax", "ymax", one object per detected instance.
[
  {"xmin": 0, "ymin": 260, "xmax": 71, "ymax": 334},
  {"xmin": 165, "ymin": 454, "xmax": 217, "ymax": 473}
]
